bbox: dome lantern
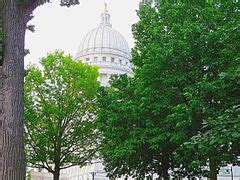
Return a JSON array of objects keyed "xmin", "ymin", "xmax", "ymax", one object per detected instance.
[{"xmin": 100, "ymin": 1, "xmax": 111, "ymax": 27}]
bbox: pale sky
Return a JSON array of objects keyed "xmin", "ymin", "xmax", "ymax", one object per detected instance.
[{"xmin": 25, "ymin": 0, "xmax": 140, "ymax": 66}]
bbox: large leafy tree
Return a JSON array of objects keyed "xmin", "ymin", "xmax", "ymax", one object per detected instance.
[
  {"xmin": 97, "ymin": 75, "xmax": 150, "ymax": 179},
  {"xmin": 25, "ymin": 51, "xmax": 100, "ymax": 180},
  {"xmin": 97, "ymin": 1, "xmax": 239, "ymax": 180},
  {"xmin": 0, "ymin": 1, "xmax": 79, "ymax": 179},
  {"xmin": 134, "ymin": 1, "xmax": 239, "ymax": 179}
]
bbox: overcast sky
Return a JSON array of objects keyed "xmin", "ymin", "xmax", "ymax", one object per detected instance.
[{"xmin": 25, "ymin": 0, "xmax": 140, "ymax": 66}]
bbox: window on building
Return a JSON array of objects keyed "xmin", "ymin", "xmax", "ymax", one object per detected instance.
[
  {"xmin": 119, "ymin": 59, "xmax": 122, "ymax": 64},
  {"xmin": 102, "ymin": 57, "xmax": 106, "ymax": 62},
  {"xmin": 94, "ymin": 57, "xmax": 98, "ymax": 61},
  {"xmin": 86, "ymin": 57, "xmax": 90, "ymax": 61},
  {"xmin": 126, "ymin": 62, "xmax": 128, "ymax": 66},
  {"xmin": 111, "ymin": 57, "xmax": 115, "ymax": 62}
]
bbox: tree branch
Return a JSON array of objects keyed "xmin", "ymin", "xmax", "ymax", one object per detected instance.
[
  {"xmin": 60, "ymin": 150, "xmax": 97, "ymax": 170},
  {"xmin": 25, "ymin": 124, "xmax": 54, "ymax": 172}
]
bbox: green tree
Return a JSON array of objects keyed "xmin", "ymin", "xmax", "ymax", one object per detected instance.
[
  {"xmin": 0, "ymin": 1, "xmax": 80, "ymax": 179},
  {"xmin": 97, "ymin": 1, "xmax": 239, "ymax": 180},
  {"xmin": 25, "ymin": 51, "xmax": 100, "ymax": 180},
  {"xmin": 97, "ymin": 75, "xmax": 151, "ymax": 179},
  {"xmin": 133, "ymin": 2, "xmax": 240, "ymax": 179}
]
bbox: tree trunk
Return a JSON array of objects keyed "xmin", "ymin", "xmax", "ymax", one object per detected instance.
[
  {"xmin": 0, "ymin": 0, "xmax": 30, "ymax": 179},
  {"xmin": 157, "ymin": 168, "xmax": 169, "ymax": 180},
  {"xmin": 53, "ymin": 166, "xmax": 60, "ymax": 180},
  {"xmin": 209, "ymin": 158, "xmax": 218, "ymax": 180},
  {"xmin": 162, "ymin": 170, "xmax": 169, "ymax": 180},
  {"xmin": 162, "ymin": 160, "xmax": 170, "ymax": 180},
  {"xmin": 0, "ymin": 16, "xmax": 3, "ymax": 66}
]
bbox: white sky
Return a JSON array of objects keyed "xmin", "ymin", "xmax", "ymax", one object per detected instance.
[{"xmin": 25, "ymin": 0, "xmax": 140, "ymax": 66}]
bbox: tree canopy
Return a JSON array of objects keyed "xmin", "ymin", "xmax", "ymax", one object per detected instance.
[
  {"xmin": 25, "ymin": 51, "xmax": 100, "ymax": 180},
  {"xmin": 97, "ymin": 1, "xmax": 240, "ymax": 180},
  {"xmin": 15, "ymin": 0, "xmax": 79, "ymax": 7}
]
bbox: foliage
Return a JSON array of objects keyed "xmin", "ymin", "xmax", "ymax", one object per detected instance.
[
  {"xmin": 97, "ymin": 1, "xmax": 240, "ymax": 179},
  {"xmin": 25, "ymin": 51, "xmax": 100, "ymax": 179},
  {"xmin": 17, "ymin": 0, "xmax": 79, "ymax": 7},
  {"xmin": 141, "ymin": 0, "xmax": 237, "ymax": 6},
  {"xmin": 97, "ymin": 75, "xmax": 150, "ymax": 178}
]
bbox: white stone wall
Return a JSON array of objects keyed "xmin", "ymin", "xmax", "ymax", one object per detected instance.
[{"xmin": 77, "ymin": 51, "xmax": 133, "ymax": 86}]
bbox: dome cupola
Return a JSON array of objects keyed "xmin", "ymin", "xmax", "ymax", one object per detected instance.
[{"xmin": 76, "ymin": 2, "xmax": 133, "ymax": 85}]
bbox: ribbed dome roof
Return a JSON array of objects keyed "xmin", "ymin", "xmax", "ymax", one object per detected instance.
[
  {"xmin": 78, "ymin": 25, "xmax": 130, "ymax": 56},
  {"xmin": 77, "ymin": 7, "xmax": 130, "ymax": 58}
]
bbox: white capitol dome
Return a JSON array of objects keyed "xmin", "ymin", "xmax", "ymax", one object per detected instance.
[
  {"xmin": 78, "ymin": 25, "xmax": 130, "ymax": 59},
  {"xmin": 76, "ymin": 5, "xmax": 133, "ymax": 85}
]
